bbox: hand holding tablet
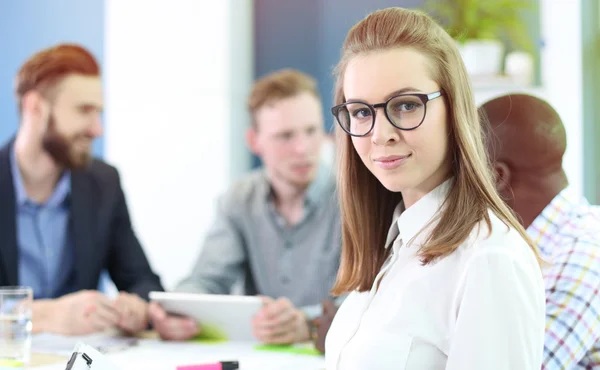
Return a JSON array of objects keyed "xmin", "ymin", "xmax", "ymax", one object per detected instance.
[
  {"xmin": 252, "ymin": 296, "xmax": 311, "ymax": 345},
  {"xmin": 149, "ymin": 292, "xmax": 263, "ymax": 342},
  {"xmin": 148, "ymin": 301, "xmax": 200, "ymax": 341}
]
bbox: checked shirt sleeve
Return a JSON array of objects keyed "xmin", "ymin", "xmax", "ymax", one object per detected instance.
[{"xmin": 543, "ymin": 236, "xmax": 600, "ymax": 369}]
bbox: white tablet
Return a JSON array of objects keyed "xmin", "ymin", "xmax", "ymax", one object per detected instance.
[{"xmin": 149, "ymin": 291, "xmax": 263, "ymax": 342}]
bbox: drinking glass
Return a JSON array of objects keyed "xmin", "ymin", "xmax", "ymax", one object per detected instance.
[{"xmin": 0, "ymin": 287, "xmax": 33, "ymax": 368}]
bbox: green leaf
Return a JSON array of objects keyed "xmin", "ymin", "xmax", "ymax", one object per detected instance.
[{"xmin": 421, "ymin": 0, "xmax": 535, "ymax": 46}]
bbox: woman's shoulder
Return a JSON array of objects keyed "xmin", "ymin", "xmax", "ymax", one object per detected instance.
[{"xmin": 457, "ymin": 209, "xmax": 538, "ymax": 267}]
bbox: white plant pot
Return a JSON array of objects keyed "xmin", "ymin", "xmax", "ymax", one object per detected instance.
[
  {"xmin": 505, "ymin": 51, "xmax": 535, "ymax": 85},
  {"xmin": 457, "ymin": 39, "xmax": 504, "ymax": 77}
]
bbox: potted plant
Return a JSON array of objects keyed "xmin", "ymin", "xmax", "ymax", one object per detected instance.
[{"xmin": 423, "ymin": 0, "xmax": 536, "ymax": 77}]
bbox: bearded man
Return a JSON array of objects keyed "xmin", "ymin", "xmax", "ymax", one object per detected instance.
[{"xmin": 0, "ymin": 44, "xmax": 163, "ymax": 336}]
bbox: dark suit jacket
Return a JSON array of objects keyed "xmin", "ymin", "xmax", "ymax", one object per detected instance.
[{"xmin": 0, "ymin": 140, "xmax": 163, "ymax": 300}]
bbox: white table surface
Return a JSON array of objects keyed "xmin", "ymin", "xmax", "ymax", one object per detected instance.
[{"xmin": 31, "ymin": 338, "xmax": 326, "ymax": 370}]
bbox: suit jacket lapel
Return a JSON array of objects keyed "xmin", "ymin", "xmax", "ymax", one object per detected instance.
[
  {"xmin": 0, "ymin": 141, "xmax": 18, "ymax": 286},
  {"xmin": 70, "ymin": 171, "xmax": 97, "ymax": 290}
]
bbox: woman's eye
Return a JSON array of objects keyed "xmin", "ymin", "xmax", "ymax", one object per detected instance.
[
  {"xmin": 393, "ymin": 102, "xmax": 419, "ymax": 112},
  {"xmin": 352, "ymin": 108, "xmax": 371, "ymax": 119}
]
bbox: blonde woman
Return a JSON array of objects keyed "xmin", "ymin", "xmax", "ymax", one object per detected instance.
[{"xmin": 324, "ymin": 7, "xmax": 545, "ymax": 370}]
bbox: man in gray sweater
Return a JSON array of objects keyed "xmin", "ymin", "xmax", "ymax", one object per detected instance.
[{"xmin": 150, "ymin": 69, "xmax": 341, "ymax": 344}]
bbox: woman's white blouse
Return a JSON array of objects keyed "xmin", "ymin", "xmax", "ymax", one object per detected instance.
[{"xmin": 325, "ymin": 182, "xmax": 546, "ymax": 370}]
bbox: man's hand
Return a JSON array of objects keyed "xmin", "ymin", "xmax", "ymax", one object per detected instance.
[
  {"xmin": 252, "ymin": 296, "xmax": 309, "ymax": 345},
  {"xmin": 33, "ymin": 290, "xmax": 120, "ymax": 336},
  {"xmin": 148, "ymin": 302, "xmax": 200, "ymax": 341},
  {"xmin": 114, "ymin": 292, "xmax": 149, "ymax": 334},
  {"xmin": 313, "ymin": 299, "xmax": 339, "ymax": 354}
]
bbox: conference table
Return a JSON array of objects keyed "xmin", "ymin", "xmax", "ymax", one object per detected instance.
[{"xmin": 29, "ymin": 331, "xmax": 326, "ymax": 370}]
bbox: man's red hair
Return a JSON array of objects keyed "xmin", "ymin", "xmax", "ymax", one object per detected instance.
[{"xmin": 14, "ymin": 43, "xmax": 100, "ymax": 103}]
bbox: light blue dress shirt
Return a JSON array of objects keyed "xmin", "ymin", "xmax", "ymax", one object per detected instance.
[{"xmin": 11, "ymin": 149, "xmax": 75, "ymax": 299}]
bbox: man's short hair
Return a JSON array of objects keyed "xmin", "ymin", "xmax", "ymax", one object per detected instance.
[
  {"xmin": 15, "ymin": 43, "xmax": 100, "ymax": 107},
  {"xmin": 248, "ymin": 69, "xmax": 320, "ymax": 129}
]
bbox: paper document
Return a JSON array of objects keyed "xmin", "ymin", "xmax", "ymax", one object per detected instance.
[
  {"xmin": 32, "ymin": 332, "xmax": 138, "ymax": 356},
  {"xmin": 31, "ymin": 341, "xmax": 325, "ymax": 370}
]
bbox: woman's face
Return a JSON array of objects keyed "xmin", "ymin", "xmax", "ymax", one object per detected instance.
[{"xmin": 343, "ymin": 48, "xmax": 451, "ymax": 207}]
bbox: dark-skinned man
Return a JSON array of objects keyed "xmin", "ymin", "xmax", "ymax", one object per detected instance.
[{"xmin": 481, "ymin": 93, "xmax": 600, "ymax": 369}]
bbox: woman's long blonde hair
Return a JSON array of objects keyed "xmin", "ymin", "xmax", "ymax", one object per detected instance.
[{"xmin": 331, "ymin": 7, "xmax": 539, "ymax": 295}]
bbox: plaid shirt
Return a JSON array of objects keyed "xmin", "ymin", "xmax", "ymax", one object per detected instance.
[{"xmin": 527, "ymin": 186, "xmax": 600, "ymax": 369}]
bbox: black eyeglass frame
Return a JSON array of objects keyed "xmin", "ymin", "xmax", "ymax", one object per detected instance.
[{"xmin": 331, "ymin": 91, "xmax": 444, "ymax": 137}]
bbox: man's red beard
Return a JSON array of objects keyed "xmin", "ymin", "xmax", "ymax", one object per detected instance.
[{"xmin": 42, "ymin": 114, "xmax": 92, "ymax": 170}]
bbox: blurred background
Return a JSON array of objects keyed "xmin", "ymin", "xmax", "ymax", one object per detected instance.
[{"xmin": 0, "ymin": 0, "xmax": 598, "ymax": 290}]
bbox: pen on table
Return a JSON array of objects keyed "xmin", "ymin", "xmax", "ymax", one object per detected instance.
[{"xmin": 176, "ymin": 360, "xmax": 239, "ymax": 370}]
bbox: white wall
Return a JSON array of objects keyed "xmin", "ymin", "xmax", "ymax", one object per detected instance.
[
  {"xmin": 539, "ymin": 0, "xmax": 583, "ymax": 198},
  {"xmin": 104, "ymin": 0, "xmax": 254, "ymax": 290}
]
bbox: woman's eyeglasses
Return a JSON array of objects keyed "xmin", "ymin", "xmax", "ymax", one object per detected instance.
[{"xmin": 331, "ymin": 91, "xmax": 443, "ymax": 137}]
